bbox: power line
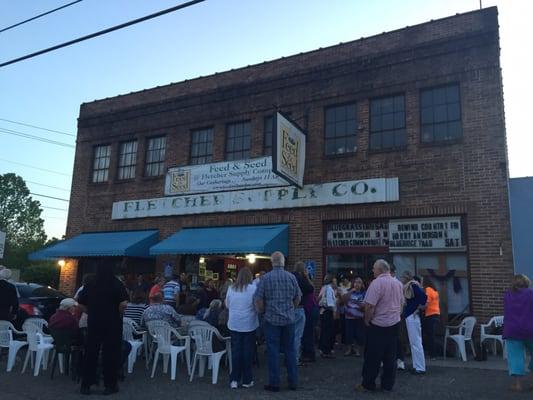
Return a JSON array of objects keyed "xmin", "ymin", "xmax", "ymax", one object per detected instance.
[
  {"xmin": 0, "ymin": 0, "xmax": 206, "ymax": 68},
  {"xmin": 40, "ymin": 205, "xmax": 68, "ymax": 212},
  {"xmin": 0, "ymin": 157, "xmax": 72, "ymax": 176},
  {"xmin": 0, "ymin": 0, "xmax": 83, "ymax": 34},
  {"xmin": 41, "ymin": 215, "xmax": 67, "ymax": 221},
  {"xmin": 0, "ymin": 127, "xmax": 75, "ymax": 148},
  {"xmin": 26, "ymin": 180, "xmax": 70, "ymax": 192},
  {"xmin": 0, "ymin": 118, "xmax": 74, "ymax": 137},
  {"xmin": 31, "ymin": 192, "xmax": 69, "ymax": 202}
]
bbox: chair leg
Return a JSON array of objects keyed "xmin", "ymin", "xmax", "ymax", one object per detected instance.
[
  {"xmin": 211, "ymin": 353, "xmax": 224, "ymax": 384},
  {"xmin": 185, "ymin": 346, "xmax": 191, "ymax": 376},
  {"xmin": 42, "ymin": 349, "xmax": 49, "ymax": 370},
  {"xmin": 469, "ymin": 340, "xmax": 476, "ymax": 357},
  {"xmin": 7, "ymin": 344, "xmax": 24, "ymax": 372},
  {"xmin": 189, "ymin": 354, "xmax": 198, "ymax": 382},
  {"xmin": 457, "ymin": 340, "xmax": 467, "ymax": 362},
  {"xmin": 22, "ymin": 349, "xmax": 31, "ymax": 374},
  {"xmin": 128, "ymin": 348, "xmax": 135, "ymax": 373},
  {"xmin": 199, "ymin": 355, "xmax": 206, "ymax": 377},
  {"xmin": 58, "ymin": 353, "xmax": 65, "ymax": 375},
  {"xmin": 151, "ymin": 350, "xmax": 160, "ymax": 378},
  {"xmin": 50, "ymin": 352, "xmax": 58, "ymax": 380},
  {"xmin": 170, "ymin": 349, "xmax": 178, "ymax": 381},
  {"xmin": 34, "ymin": 350, "xmax": 44, "ymax": 376},
  {"xmin": 162, "ymin": 354, "xmax": 169, "ymax": 374},
  {"xmin": 443, "ymin": 337, "xmax": 448, "ymax": 359}
]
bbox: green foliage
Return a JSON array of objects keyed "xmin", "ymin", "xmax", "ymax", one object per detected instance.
[
  {"xmin": 20, "ymin": 262, "xmax": 60, "ymax": 288},
  {"xmin": 0, "ymin": 173, "xmax": 48, "ymax": 268}
]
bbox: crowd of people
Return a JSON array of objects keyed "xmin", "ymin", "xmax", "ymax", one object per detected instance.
[{"xmin": 1, "ymin": 260, "xmax": 533, "ymax": 394}]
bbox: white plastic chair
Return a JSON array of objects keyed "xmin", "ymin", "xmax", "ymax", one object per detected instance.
[
  {"xmin": 480, "ymin": 316, "xmax": 505, "ymax": 357},
  {"xmin": 22, "ymin": 319, "xmax": 53, "ymax": 344},
  {"xmin": 21, "ymin": 331, "xmax": 54, "ymax": 376},
  {"xmin": 123, "ymin": 318, "xmax": 145, "ymax": 373},
  {"xmin": 444, "ymin": 316, "xmax": 477, "ymax": 362},
  {"xmin": 0, "ymin": 321, "xmax": 28, "ymax": 372},
  {"xmin": 188, "ymin": 324, "xmax": 231, "ymax": 384},
  {"xmin": 148, "ymin": 320, "xmax": 190, "ymax": 380}
]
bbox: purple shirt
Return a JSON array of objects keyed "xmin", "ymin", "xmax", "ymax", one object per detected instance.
[
  {"xmin": 364, "ymin": 273, "xmax": 404, "ymax": 327},
  {"xmin": 503, "ymin": 288, "xmax": 533, "ymax": 340}
]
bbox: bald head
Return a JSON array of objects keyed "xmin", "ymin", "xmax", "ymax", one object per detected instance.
[
  {"xmin": 271, "ymin": 251, "xmax": 285, "ymax": 267},
  {"xmin": 372, "ymin": 259, "xmax": 391, "ymax": 278}
]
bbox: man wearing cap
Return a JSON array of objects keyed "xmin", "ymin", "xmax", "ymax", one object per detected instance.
[{"xmin": 0, "ymin": 267, "xmax": 18, "ymax": 321}]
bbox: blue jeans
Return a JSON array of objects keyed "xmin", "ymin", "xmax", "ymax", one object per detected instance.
[
  {"xmin": 506, "ymin": 339, "xmax": 533, "ymax": 376},
  {"xmin": 229, "ymin": 330, "xmax": 255, "ymax": 384},
  {"xmin": 294, "ymin": 308, "xmax": 306, "ymax": 362},
  {"xmin": 264, "ymin": 321, "xmax": 298, "ymax": 387}
]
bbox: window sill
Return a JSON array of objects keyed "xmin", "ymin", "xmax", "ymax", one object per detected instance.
[
  {"xmin": 419, "ymin": 138, "xmax": 463, "ymax": 148},
  {"xmin": 367, "ymin": 146, "xmax": 407, "ymax": 155},
  {"xmin": 323, "ymin": 151, "xmax": 358, "ymax": 160},
  {"xmin": 113, "ymin": 178, "xmax": 136, "ymax": 184},
  {"xmin": 142, "ymin": 175, "xmax": 165, "ymax": 181}
]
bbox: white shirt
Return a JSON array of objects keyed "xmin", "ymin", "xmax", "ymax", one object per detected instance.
[
  {"xmin": 323, "ymin": 285, "xmax": 337, "ymax": 308},
  {"xmin": 225, "ymin": 283, "xmax": 259, "ymax": 332}
]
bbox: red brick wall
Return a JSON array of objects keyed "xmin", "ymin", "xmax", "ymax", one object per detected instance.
[{"xmin": 65, "ymin": 8, "xmax": 512, "ymax": 322}]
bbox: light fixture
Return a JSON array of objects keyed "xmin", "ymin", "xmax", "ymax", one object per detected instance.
[
  {"xmin": 199, "ymin": 257, "xmax": 205, "ymax": 264},
  {"xmin": 57, "ymin": 259, "xmax": 66, "ymax": 268},
  {"xmin": 246, "ymin": 254, "xmax": 256, "ymax": 264}
]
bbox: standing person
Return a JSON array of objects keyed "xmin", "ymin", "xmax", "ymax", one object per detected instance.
[
  {"xmin": 225, "ymin": 267, "xmax": 258, "ymax": 389},
  {"xmin": 422, "ymin": 277, "xmax": 440, "ymax": 360},
  {"xmin": 0, "ymin": 268, "xmax": 18, "ymax": 321},
  {"xmin": 288, "ymin": 261, "xmax": 313, "ymax": 365},
  {"xmin": 178, "ymin": 273, "xmax": 188, "ymax": 305},
  {"xmin": 356, "ymin": 259, "xmax": 404, "ymax": 392},
  {"xmin": 343, "ymin": 277, "xmax": 366, "ymax": 357},
  {"xmin": 77, "ymin": 261, "xmax": 129, "ymax": 395},
  {"xmin": 318, "ymin": 274, "xmax": 337, "ymax": 358},
  {"xmin": 162, "ymin": 274, "xmax": 181, "ymax": 308},
  {"xmin": 300, "ymin": 265, "xmax": 319, "ymax": 363},
  {"xmin": 148, "ymin": 276, "xmax": 164, "ymax": 304},
  {"xmin": 205, "ymin": 279, "xmax": 220, "ymax": 304},
  {"xmin": 503, "ymin": 274, "xmax": 533, "ymax": 392},
  {"xmin": 390, "ymin": 264, "xmax": 406, "ymax": 370},
  {"xmin": 338, "ymin": 278, "xmax": 351, "ymax": 346},
  {"xmin": 254, "ymin": 251, "xmax": 301, "ymax": 392},
  {"xmin": 400, "ymin": 272, "xmax": 427, "ymax": 375}
]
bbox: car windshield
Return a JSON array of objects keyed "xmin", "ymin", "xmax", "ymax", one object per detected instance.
[{"xmin": 16, "ymin": 284, "xmax": 64, "ymax": 298}]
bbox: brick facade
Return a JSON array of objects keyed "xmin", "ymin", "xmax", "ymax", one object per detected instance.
[{"xmin": 62, "ymin": 7, "xmax": 512, "ymax": 322}]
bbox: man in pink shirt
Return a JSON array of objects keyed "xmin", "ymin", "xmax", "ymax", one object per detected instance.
[{"xmin": 357, "ymin": 259, "xmax": 404, "ymax": 392}]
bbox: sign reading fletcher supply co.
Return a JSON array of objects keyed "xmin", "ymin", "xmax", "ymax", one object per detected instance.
[
  {"xmin": 273, "ymin": 112, "xmax": 306, "ymax": 188},
  {"xmin": 164, "ymin": 156, "xmax": 288, "ymax": 196},
  {"xmin": 326, "ymin": 222, "xmax": 389, "ymax": 247},
  {"xmin": 389, "ymin": 217, "xmax": 465, "ymax": 252},
  {"xmin": 112, "ymin": 178, "xmax": 399, "ymax": 220}
]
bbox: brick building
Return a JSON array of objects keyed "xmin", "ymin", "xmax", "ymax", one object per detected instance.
[{"xmin": 33, "ymin": 7, "xmax": 513, "ymax": 322}]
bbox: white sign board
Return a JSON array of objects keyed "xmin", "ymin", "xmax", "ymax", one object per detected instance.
[
  {"xmin": 164, "ymin": 156, "xmax": 288, "ymax": 195},
  {"xmin": 112, "ymin": 177, "xmax": 399, "ymax": 220},
  {"xmin": 0, "ymin": 231, "xmax": 5, "ymax": 259},
  {"xmin": 273, "ymin": 112, "xmax": 306, "ymax": 188},
  {"xmin": 326, "ymin": 222, "xmax": 389, "ymax": 248},
  {"xmin": 389, "ymin": 217, "xmax": 465, "ymax": 252}
]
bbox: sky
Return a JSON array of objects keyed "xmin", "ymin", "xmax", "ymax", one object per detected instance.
[{"xmin": 0, "ymin": 0, "xmax": 531, "ymax": 240}]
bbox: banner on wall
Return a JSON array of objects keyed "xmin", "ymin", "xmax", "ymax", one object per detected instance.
[
  {"xmin": 272, "ymin": 111, "xmax": 306, "ymax": 188},
  {"xmin": 389, "ymin": 217, "xmax": 465, "ymax": 252}
]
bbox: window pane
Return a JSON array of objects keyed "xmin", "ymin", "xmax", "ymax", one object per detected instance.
[
  {"xmin": 325, "ymin": 107, "xmax": 336, "ymax": 123},
  {"xmin": 434, "ymin": 104, "xmax": 447, "ymax": 123},
  {"xmin": 382, "ymin": 131, "xmax": 394, "ymax": 148},
  {"xmin": 421, "ymin": 107, "xmax": 433, "ymax": 124},
  {"xmin": 370, "ymin": 100, "xmax": 381, "ymax": 115},
  {"xmin": 370, "ymin": 114, "xmax": 381, "ymax": 132},
  {"xmin": 434, "ymin": 123, "xmax": 447, "ymax": 141},
  {"xmin": 448, "ymin": 121, "xmax": 462, "ymax": 138},
  {"xmin": 421, "ymin": 125, "xmax": 434, "ymax": 143},
  {"xmin": 346, "ymin": 104, "xmax": 357, "ymax": 120},
  {"xmin": 395, "ymin": 129, "xmax": 407, "ymax": 146},
  {"xmin": 381, "ymin": 97, "xmax": 394, "ymax": 114},
  {"xmin": 447, "ymin": 103, "xmax": 460, "ymax": 121},
  {"xmin": 382, "ymin": 113, "xmax": 394, "ymax": 130},
  {"xmin": 420, "ymin": 90, "xmax": 433, "ymax": 107},
  {"xmin": 325, "ymin": 138, "xmax": 336, "ymax": 155},
  {"xmin": 433, "ymin": 87, "xmax": 447, "ymax": 105},
  {"xmin": 446, "ymin": 85, "xmax": 460, "ymax": 102},
  {"xmin": 393, "ymin": 111, "xmax": 405, "ymax": 129},
  {"xmin": 394, "ymin": 95, "xmax": 405, "ymax": 111},
  {"xmin": 345, "ymin": 136, "xmax": 356, "ymax": 153},
  {"xmin": 370, "ymin": 133, "xmax": 381, "ymax": 150},
  {"xmin": 346, "ymin": 118, "xmax": 356, "ymax": 135},
  {"xmin": 335, "ymin": 120, "xmax": 347, "ymax": 136}
]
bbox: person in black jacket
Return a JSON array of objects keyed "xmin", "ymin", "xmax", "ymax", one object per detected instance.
[
  {"xmin": 77, "ymin": 260, "xmax": 129, "ymax": 395},
  {"xmin": 0, "ymin": 268, "xmax": 18, "ymax": 321},
  {"xmin": 290, "ymin": 261, "xmax": 314, "ymax": 365}
]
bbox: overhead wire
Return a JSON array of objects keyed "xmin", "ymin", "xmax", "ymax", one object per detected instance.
[
  {"xmin": 30, "ymin": 192, "xmax": 69, "ymax": 202},
  {"xmin": 0, "ymin": 157, "xmax": 72, "ymax": 176},
  {"xmin": 0, "ymin": 127, "xmax": 75, "ymax": 148},
  {"xmin": 0, "ymin": 0, "xmax": 206, "ymax": 68},
  {"xmin": 40, "ymin": 205, "xmax": 68, "ymax": 211},
  {"xmin": 26, "ymin": 180, "xmax": 70, "ymax": 192},
  {"xmin": 0, "ymin": 0, "xmax": 84, "ymax": 34},
  {"xmin": 0, "ymin": 118, "xmax": 74, "ymax": 137}
]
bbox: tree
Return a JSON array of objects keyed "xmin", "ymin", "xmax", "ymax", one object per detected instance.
[{"xmin": 0, "ymin": 173, "xmax": 47, "ymax": 268}]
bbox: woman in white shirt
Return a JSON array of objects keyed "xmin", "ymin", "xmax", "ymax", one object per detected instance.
[
  {"xmin": 225, "ymin": 267, "xmax": 258, "ymax": 389},
  {"xmin": 318, "ymin": 274, "xmax": 337, "ymax": 358}
]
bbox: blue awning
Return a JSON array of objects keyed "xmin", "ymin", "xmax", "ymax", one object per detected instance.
[
  {"xmin": 29, "ymin": 230, "xmax": 159, "ymax": 260},
  {"xmin": 150, "ymin": 224, "xmax": 288, "ymax": 256}
]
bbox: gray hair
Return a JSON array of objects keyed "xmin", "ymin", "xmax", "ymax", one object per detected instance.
[
  {"xmin": 374, "ymin": 259, "xmax": 391, "ymax": 272},
  {"xmin": 271, "ymin": 251, "xmax": 285, "ymax": 267}
]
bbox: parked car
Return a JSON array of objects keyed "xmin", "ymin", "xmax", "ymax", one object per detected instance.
[{"xmin": 13, "ymin": 282, "xmax": 66, "ymax": 329}]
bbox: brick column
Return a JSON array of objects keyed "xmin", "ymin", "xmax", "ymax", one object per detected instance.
[{"xmin": 59, "ymin": 258, "xmax": 78, "ymax": 296}]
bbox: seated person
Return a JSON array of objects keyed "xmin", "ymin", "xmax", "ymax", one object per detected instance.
[
  {"xmin": 176, "ymin": 295, "xmax": 199, "ymax": 316},
  {"xmin": 124, "ymin": 290, "xmax": 148, "ymax": 326},
  {"xmin": 140, "ymin": 292, "xmax": 181, "ymax": 328},
  {"xmin": 49, "ymin": 298, "xmax": 80, "ymax": 332}
]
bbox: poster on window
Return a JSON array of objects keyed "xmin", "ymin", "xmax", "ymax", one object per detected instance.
[{"xmin": 389, "ymin": 217, "xmax": 465, "ymax": 252}]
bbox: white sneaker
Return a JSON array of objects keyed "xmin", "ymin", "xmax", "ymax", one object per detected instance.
[
  {"xmin": 397, "ymin": 359, "xmax": 406, "ymax": 370},
  {"xmin": 230, "ymin": 381, "xmax": 238, "ymax": 389},
  {"xmin": 242, "ymin": 381, "xmax": 254, "ymax": 388}
]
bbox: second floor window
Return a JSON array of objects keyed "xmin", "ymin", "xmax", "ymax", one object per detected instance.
[
  {"xmin": 421, "ymin": 84, "xmax": 462, "ymax": 143},
  {"xmin": 145, "ymin": 136, "xmax": 166, "ymax": 177},
  {"xmin": 325, "ymin": 104, "xmax": 357, "ymax": 156},
  {"xmin": 92, "ymin": 144, "xmax": 111, "ymax": 183},
  {"xmin": 117, "ymin": 140, "xmax": 137, "ymax": 180},
  {"xmin": 190, "ymin": 127, "xmax": 214, "ymax": 165},
  {"xmin": 370, "ymin": 95, "xmax": 406, "ymax": 150},
  {"xmin": 226, "ymin": 121, "xmax": 251, "ymax": 161},
  {"xmin": 264, "ymin": 116, "xmax": 273, "ymax": 156}
]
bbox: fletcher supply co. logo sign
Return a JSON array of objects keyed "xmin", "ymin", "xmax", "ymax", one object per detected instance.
[{"xmin": 273, "ymin": 111, "xmax": 306, "ymax": 188}]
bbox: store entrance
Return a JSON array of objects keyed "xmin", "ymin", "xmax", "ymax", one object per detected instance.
[{"xmin": 325, "ymin": 253, "xmax": 392, "ymax": 286}]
